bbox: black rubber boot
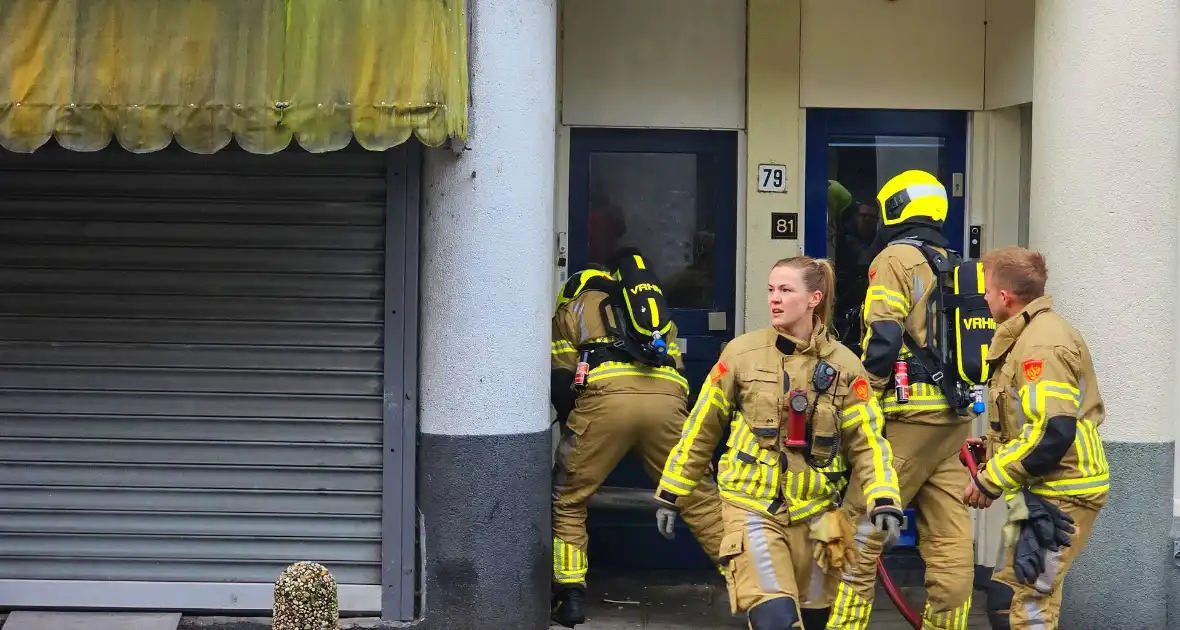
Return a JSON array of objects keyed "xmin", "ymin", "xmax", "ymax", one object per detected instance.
[
  {"xmin": 801, "ymin": 606, "xmax": 831, "ymax": 630},
  {"xmin": 551, "ymin": 583, "xmax": 587, "ymax": 628}
]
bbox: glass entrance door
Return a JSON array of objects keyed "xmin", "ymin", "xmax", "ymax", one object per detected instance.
[
  {"xmin": 804, "ymin": 109, "xmax": 968, "ymax": 353},
  {"xmin": 566, "ymin": 127, "xmax": 738, "ymax": 570}
]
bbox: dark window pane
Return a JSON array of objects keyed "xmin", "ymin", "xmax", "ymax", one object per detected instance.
[
  {"xmin": 826, "ymin": 135, "xmax": 943, "ymax": 350},
  {"xmin": 587, "ymin": 152, "xmax": 715, "ymax": 309}
]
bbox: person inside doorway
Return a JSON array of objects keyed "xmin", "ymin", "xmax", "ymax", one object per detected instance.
[
  {"xmin": 652, "ymin": 256, "xmax": 902, "ymax": 630},
  {"xmin": 831, "ymin": 199, "xmax": 879, "ymax": 353}
]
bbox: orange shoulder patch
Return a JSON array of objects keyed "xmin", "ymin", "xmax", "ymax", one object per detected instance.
[
  {"xmin": 868, "ymin": 268, "xmax": 877, "ymax": 282},
  {"xmin": 1022, "ymin": 359, "xmax": 1043, "ymax": 382},
  {"xmin": 710, "ymin": 361, "xmax": 729, "ymax": 383},
  {"xmin": 852, "ymin": 376, "xmax": 870, "ymax": 401}
]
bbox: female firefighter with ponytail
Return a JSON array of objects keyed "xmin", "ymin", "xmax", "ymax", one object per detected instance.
[{"xmin": 653, "ymin": 256, "xmax": 902, "ymax": 630}]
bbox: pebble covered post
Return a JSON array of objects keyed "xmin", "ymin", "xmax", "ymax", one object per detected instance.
[{"xmin": 273, "ymin": 561, "xmax": 339, "ymax": 630}]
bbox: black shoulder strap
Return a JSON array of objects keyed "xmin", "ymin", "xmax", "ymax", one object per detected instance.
[{"xmin": 892, "ymin": 238, "xmax": 951, "ymax": 390}]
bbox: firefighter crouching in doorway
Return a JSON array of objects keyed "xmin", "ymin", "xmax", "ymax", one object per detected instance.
[
  {"xmin": 653, "ymin": 256, "xmax": 903, "ymax": 630},
  {"xmin": 549, "ymin": 248, "xmax": 726, "ymax": 628},
  {"xmin": 829, "ymin": 171, "xmax": 975, "ymax": 630},
  {"xmin": 963, "ymin": 246, "xmax": 1109, "ymax": 630}
]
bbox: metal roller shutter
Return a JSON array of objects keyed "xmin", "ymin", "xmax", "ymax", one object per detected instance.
[{"xmin": 0, "ymin": 141, "xmax": 393, "ymax": 611}]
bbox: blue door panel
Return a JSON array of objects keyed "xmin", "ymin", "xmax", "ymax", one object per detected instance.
[
  {"xmin": 804, "ymin": 108, "xmax": 969, "ymax": 258},
  {"xmin": 567, "ymin": 128, "xmax": 737, "ymax": 570},
  {"xmin": 803, "ymin": 108, "xmax": 969, "ymax": 557}
]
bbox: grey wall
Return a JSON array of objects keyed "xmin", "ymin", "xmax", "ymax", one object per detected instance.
[{"xmin": 416, "ymin": 0, "xmax": 559, "ymax": 628}]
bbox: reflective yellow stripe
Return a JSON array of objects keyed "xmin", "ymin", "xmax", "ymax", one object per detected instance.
[
  {"xmin": 923, "ymin": 596, "xmax": 972, "ymax": 630},
  {"xmin": 863, "ymin": 285, "xmax": 911, "ymax": 316},
  {"xmin": 553, "ymin": 537, "xmax": 587, "ymax": 584},
  {"xmin": 1028, "ymin": 472, "xmax": 1110, "ymax": 497},
  {"xmin": 788, "ymin": 498, "xmax": 827, "ymax": 521},
  {"xmin": 551, "ymin": 340, "xmax": 577, "ymax": 355},
  {"xmin": 985, "ymin": 379, "xmax": 1085, "ymax": 492},
  {"xmin": 586, "ymin": 362, "xmax": 689, "ymax": 392},
  {"xmin": 841, "ymin": 398, "xmax": 899, "ymax": 510},
  {"xmin": 664, "ymin": 385, "xmax": 731, "ymax": 480},
  {"xmin": 717, "ymin": 418, "xmax": 780, "ymax": 502},
  {"xmin": 719, "ymin": 489, "xmax": 776, "ymax": 514},
  {"xmin": 829, "ymin": 582, "xmax": 872, "ymax": 630},
  {"xmin": 882, "ymin": 382, "xmax": 950, "ymax": 412}
]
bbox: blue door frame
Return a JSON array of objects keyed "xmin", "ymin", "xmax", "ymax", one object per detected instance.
[
  {"xmin": 567, "ymin": 127, "xmax": 737, "ymax": 570},
  {"xmin": 804, "ymin": 108, "xmax": 968, "ymax": 556},
  {"xmin": 804, "ymin": 108, "xmax": 969, "ymax": 258}
]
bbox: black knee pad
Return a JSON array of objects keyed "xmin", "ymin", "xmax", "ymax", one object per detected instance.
[
  {"xmin": 800, "ymin": 606, "xmax": 830, "ymax": 630},
  {"xmin": 985, "ymin": 580, "xmax": 1014, "ymax": 630},
  {"xmin": 748, "ymin": 596, "xmax": 802, "ymax": 629}
]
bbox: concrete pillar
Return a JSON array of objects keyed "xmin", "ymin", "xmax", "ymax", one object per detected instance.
[
  {"xmin": 1029, "ymin": 1, "xmax": 1179, "ymax": 627},
  {"xmin": 418, "ymin": 0, "xmax": 557, "ymax": 628}
]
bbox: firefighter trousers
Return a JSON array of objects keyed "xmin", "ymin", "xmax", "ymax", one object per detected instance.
[
  {"xmin": 719, "ymin": 501, "xmax": 836, "ymax": 629},
  {"xmin": 985, "ymin": 497, "xmax": 1100, "ymax": 630},
  {"xmin": 552, "ymin": 390, "xmax": 726, "ymax": 586},
  {"xmin": 827, "ymin": 420, "xmax": 975, "ymax": 630}
]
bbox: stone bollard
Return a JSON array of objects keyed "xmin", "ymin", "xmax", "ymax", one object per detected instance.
[{"xmin": 273, "ymin": 561, "xmax": 340, "ymax": 630}]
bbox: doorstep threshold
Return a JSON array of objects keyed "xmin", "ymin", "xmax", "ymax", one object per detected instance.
[{"xmin": 3, "ymin": 611, "xmax": 181, "ymax": 630}]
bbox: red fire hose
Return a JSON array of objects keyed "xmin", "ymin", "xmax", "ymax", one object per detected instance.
[{"xmin": 874, "ymin": 441, "xmax": 983, "ymax": 629}]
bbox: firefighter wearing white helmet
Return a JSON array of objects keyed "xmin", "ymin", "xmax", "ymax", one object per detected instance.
[{"xmin": 826, "ymin": 170, "xmax": 975, "ymax": 630}]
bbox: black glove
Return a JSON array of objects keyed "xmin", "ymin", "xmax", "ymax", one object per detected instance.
[
  {"xmin": 1013, "ymin": 520, "xmax": 1045, "ymax": 584},
  {"xmin": 1022, "ymin": 490, "xmax": 1076, "ymax": 552}
]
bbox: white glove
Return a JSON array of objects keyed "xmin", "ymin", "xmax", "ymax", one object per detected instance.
[
  {"xmin": 655, "ymin": 506, "xmax": 678, "ymax": 540},
  {"xmin": 872, "ymin": 508, "xmax": 903, "ymax": 550}
]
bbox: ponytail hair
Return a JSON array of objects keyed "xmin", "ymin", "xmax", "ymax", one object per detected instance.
[{"xmin": 771, "ymin": 256, "xmax": 837, "ymax": 330}]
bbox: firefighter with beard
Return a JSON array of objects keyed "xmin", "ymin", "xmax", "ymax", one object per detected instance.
[{"xmin": 827, "ymin": 170, "xmax": 974, "ymax": 630}]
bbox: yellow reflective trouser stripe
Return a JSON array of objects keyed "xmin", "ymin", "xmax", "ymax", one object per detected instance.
[
  {"xmin": 586, "ymin": 363, "xmax": 689, "ymax": 393},
  {"xmin": 923, "ymin": 596, "xmax": 972, "ymax": 630},
  {"xmin": 882, "ymin": 382, "xmax": 949, "ymax": 412},
  {"xmin": 553, "ymin": 537, "xmax": 587, "ymax": 584},
  {"xmin": 829, "ymin": 582, "xmax": 872, "ymax": 630}
]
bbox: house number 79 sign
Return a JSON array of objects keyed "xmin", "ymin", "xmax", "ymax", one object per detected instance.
[{"xmin": 757, "ymin": 164, "xmax": 787, "ymax": 193}]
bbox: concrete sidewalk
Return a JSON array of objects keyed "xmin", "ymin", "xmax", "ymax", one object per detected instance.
[{"xmin": 568, "ymin": 570, "xmax": 990, "ymax": 629}]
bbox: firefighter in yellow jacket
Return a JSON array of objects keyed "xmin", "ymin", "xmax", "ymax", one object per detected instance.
[
  {"xmin": 961, "ymin": 246, "xmax": 1108, "ymax": 630},
  {"xmin": 829, "ymin": 170, "xmax": 975, "ymax": 629},
  {"xmin": 550, "ymin": 248, "xmax": 726, "ymax": 628},
  {"xmin": 653, "ymin": 256, "xmax": 902, "ymax": 630}
]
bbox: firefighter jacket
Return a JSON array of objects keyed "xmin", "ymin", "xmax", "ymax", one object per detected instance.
[
  {"xmin": 551, "ymin": 289, "xmax": 688, "ymax": 400},
  {"xmin": 654, "ymin": 323, "xmax": 901, "ymax": 522},
  {"xmin": 861, "ymin": 241, "xmax": 962, "ymax": 424},
  {"xmin": 976, "ymin": 296, "xmax": 1109, "ymax": 507}
]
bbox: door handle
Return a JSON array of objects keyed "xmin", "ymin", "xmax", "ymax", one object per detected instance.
[{"xmin": 708, "ymin": 312, "xmax": 727, "ymax": 331}]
